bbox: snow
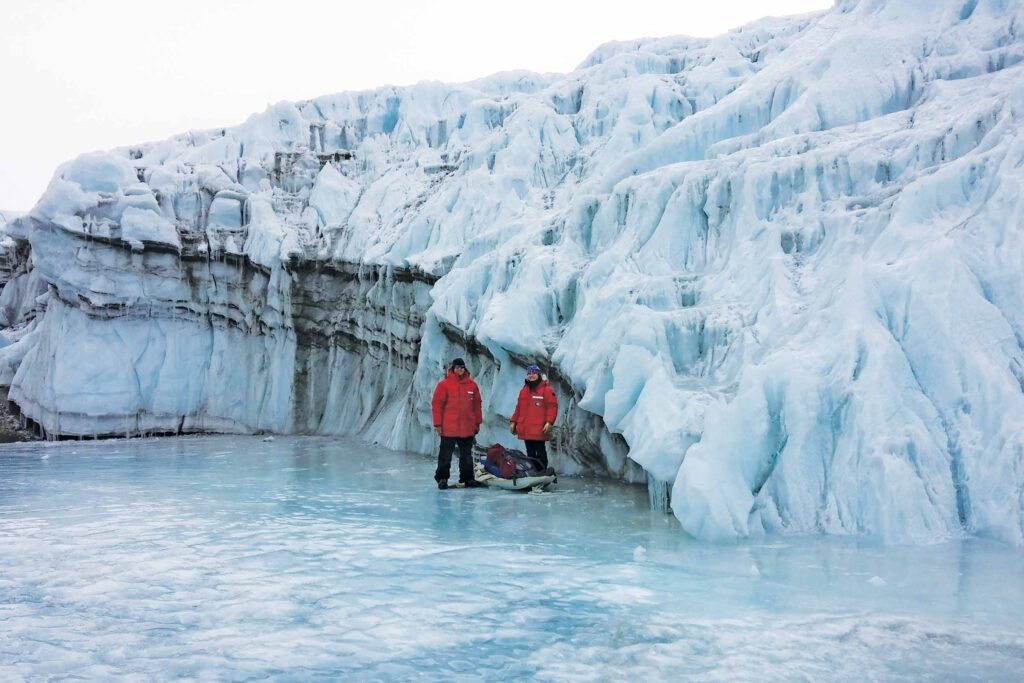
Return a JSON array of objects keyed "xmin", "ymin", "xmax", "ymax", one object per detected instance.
[
  {"xmin": 308, "ymin": 162, "xmax": 360, "ymax": 231},
  {"xmin": 3, "ymin": 0, "xmax": 1024, "ymax": 543},
  {"xmin": 1, "ymin": 436, "xmax": 1022, "ymax": 680},
  {"xmin": 119, "ymin": 206, "xmax": 180, "ymax": 250},
  {"xmin": 57, "ymin": 152, "xmax": 138, "ymax": 193}
]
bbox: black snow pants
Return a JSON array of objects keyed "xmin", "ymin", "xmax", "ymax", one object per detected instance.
[{"xmin": 435, "ymin": 436, "xmax": 475, "ymax": 484}]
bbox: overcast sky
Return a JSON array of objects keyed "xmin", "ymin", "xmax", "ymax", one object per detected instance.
[{"xmin": 0, "ymin": 0, "xmax": 831, "ymax": 211}]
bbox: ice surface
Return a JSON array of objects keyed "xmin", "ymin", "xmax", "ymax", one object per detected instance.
[
  {"xmin": 4, "ymin": 0, "xmax": 1024, "ymax": 543},
  {"xmin": 1, "ymin": 437, "xmax": 1023, "ymax": 680}
]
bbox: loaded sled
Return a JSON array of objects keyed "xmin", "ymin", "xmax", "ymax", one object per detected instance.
[{"xmin": 474, "ymin": 443, "xmax": 557, "ymax": 491}]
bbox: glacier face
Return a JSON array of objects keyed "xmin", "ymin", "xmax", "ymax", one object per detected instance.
[{"xmin": 3, "ymin": 0, "xmax": 1024, "ymax": 543}]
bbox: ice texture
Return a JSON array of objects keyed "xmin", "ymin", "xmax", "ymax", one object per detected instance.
[
  {"xmin": 3, "ymin": 0, "xmax": 1024, "ymax": 543},
  {"xmin": 0, "ymin": 210, "xmax": 44, "ymax": 383},
  {"xmin": 1, "ymin": 437, "xmax": 1023, "ymax": 680}
]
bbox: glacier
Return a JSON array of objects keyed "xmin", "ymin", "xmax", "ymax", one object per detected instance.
[{"xmin": 2, "ymin": 0, "xmax": 1024, "ymax": 544}]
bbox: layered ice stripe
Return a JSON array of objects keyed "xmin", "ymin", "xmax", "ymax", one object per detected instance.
[{"xmin": 2, "ymin": 0, "xmax": 1024, "ymax": 542}]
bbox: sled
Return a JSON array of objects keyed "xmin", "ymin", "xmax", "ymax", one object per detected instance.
[{"xmin": 473, "ymin": 460, "xmax": 556, "ymax": 492}]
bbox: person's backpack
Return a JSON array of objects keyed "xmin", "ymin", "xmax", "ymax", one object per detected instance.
[
  {"xmin": 484, "ymin": 443, "xmax": 548, "ymax": 480},
  {"xmin": 485, "ymin": 443, "xmax": 517, "ymax": 479}
]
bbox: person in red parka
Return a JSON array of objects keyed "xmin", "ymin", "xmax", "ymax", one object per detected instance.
[
  {"xmin": 431, "ymin": 357, "xmax": 484, "ymax": 489},
  {"xmin": 509, "ymin": 363, "xmax": 557, "ymax": 469}
]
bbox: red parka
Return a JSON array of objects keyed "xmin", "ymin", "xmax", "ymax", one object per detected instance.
[
  {"xmin": 511, "ymin": 380, "xmax": 558, "ymax": 441},
  {"xmin": 431, "ymin": 370, "xmax": 483, "ymax": 437}
]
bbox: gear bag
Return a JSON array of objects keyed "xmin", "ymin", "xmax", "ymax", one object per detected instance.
[
  {"xmin": 485, "ymin": 443, "xmax": 517, "ymax": 478},
  {"xmin": 484, "ymin": 443, "xmax": 546, "ymax": 480}
]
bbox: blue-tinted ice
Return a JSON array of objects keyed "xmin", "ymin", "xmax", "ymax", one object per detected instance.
[{"xmin": 2, "ymin": 436, "xmax": 1023, "ymax": 680}]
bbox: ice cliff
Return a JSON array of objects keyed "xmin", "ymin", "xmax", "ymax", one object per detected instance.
[{"xmin": 3, "ymin": 0, "xmax": 1024, "ymax": 543}]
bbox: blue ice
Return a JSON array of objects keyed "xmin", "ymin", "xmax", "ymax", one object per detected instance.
[{"xmin": 1, "ymin": 436, "xmax": 1023, "ymax": 680}]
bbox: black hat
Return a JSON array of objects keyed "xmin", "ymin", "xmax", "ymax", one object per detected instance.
[{"xmin": 450, "ymin": 357, "xmax": 466, "ymax": 369}]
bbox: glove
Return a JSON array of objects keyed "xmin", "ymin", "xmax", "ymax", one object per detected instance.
[
  {"xmin": 543, "ymin": 422, "xmax": 553, "ymax": 434},
  {"xmin": 509, "ymin": 421, "xmax": 517, "ymax": 434}
]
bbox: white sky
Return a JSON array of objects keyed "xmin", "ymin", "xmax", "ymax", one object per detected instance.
[{"xmin": 0, "ymin": 0, "xmax": 831, "ymax": 211}]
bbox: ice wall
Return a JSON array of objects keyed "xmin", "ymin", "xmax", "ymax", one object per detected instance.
[
  {"xmin": 3, "ymin": 0, "xmax": 1024, "ymax": 543},
  {"xmin": 0, "ymin": 211, "xmax": 45, "ymax": 384}
]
